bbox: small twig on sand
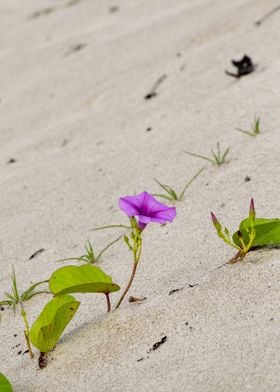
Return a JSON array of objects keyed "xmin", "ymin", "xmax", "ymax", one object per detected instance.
[
  {"xmin": 144, "ymin": 74, "xmax": 167, "ymax": 100},
  {"xmin": 255, "ymin": 4, "xmax": 280, "ymax": 25}
]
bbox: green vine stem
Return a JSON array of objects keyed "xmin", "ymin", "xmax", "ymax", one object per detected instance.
[
  {"xmin": 20, "ymin": 303, "xmax": 34, "ymax": 359},
  {"xmin": 115, "ymin": 226, "xmax": 142, "ymax": 309}
]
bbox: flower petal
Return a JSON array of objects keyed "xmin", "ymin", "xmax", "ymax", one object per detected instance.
[
  {"xmin": 119, "ymin": 191, "xmax": 176, "ymax": 227},
  {"xmin": 139, "ymin": 192, "xmax": 164, "ymax": 215},
  {"xmin": 119, "ymin": 192, "xmax": 146, "ymax": 216},
  {"xmin": 137, "ymin": 215, "xmax": 153, "ymax": 224},
  {"xmin": 150, "ymin": 206, "xmax": 176, "ymax": 223}
]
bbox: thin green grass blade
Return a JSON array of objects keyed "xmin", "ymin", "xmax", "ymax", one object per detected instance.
[
  {"xmin": 222, "ymin": 147, "xmax": 230, "ymax": 161},
  {"xmin": 21, "ymin": 280, "xmax": 49, "ymax": 301},
  {"xmin": 4, "ymin": 293, "xmax": 15, "ymax": 302},
  {"xmin": 254, "ymin": 117, "xmax": 260, "ymax": 134},
  {"xmin": 0, "ymin": 300, "xmax": 13, "ymax": 306},
  {"xmin": 256, "ymin": 119, "xmax": 260, "ymax": 132},
  {"xmin": 179, "ymin": 166, "xmax": 205, "ymax": 200},
  {"xmin": 211, "ymin": 149, "xmax": 219, "ymax": 163},
  {"xmin": 11, "ymin": 267, "xmax": 20, "ymax": 301},
  {"xmin": 91, "ymin": 224, "xmax": 131, "ymax": 231},
  {"xmin": 154, "ymin": 179, "xmax": 178, "ymax": 199},
  {"xmin": 23, "ymin": 290, "xmax": 51, "ymax": 300},
  {"xmin": 154, "ymin": 178, "xmax": 173, "ymax": 195},
  {"xmin": 85, "ymin": 240, "xmax": 95, "ymax": 261},
  {"xmin": 183, "ymin": 150, "xmax": 214, "ymax": 164},
  {"xmin": 56, "ymin": 257, "xmax": 83, "ymax": 263},
  {"xmin": 95, "ymin": 234, "xmax": 124, "ymax": 263},
  {"xmin": 236, "ymin": 128, "xmax": 255, "ymax": 136},
  {"xmin": 152, "ymin": 193, "xmax": 176, "ymax": 201}
]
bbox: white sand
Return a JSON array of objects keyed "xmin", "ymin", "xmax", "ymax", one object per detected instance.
[{"xmin": 1, "ymin": 0, "xmax": 280, "ymax": 391}]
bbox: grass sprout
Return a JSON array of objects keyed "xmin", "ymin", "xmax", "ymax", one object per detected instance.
[
  {"xmin": 0, "ymin": 267, "xmax": 49, "ymax": 359},
  {"xmin": 184, "ymin": 142, "xmax": 230, "ymax": 166},
  {"xmin": 0, "ymin": 267, "xmax": 49, "ymax": 312},
  {"xmin": 236, "ymin": 116, "xmax": 261, "ymax": 137},
  {"xmin": 153, "ymin": 166, "xmax": 205, "ymax": 202},
  {"xmin": 56, "ymin": 237, "xmax": 123, "ymax": 264}
]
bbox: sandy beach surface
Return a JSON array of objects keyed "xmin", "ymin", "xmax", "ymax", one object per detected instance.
[{"xmin": 1, "ymin": 0, "xmax": 280, "ymax": 391}]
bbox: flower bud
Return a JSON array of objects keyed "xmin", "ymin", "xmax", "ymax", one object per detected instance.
[
  {"xmin": 211, "ymin": 212, "xmax": 222, "ymax": 231},
  {"xmin": 249, "ymin": 198, "xmax": 256, "ymax": 221}
]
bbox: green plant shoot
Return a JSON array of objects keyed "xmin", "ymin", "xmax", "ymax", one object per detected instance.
[
  {"xmin": 0, "ymin": 267, "xmax": 49, "ymax": 359},
  {"xmin": 0, "ymin": 373, "xmax": 13, "ymax": 392},
  {"xmin": 90, "ymin": 218, "xmax": 143, "ymax": 309},
  {"xmin": 94, "ymin": 191, "xmax": 176, "ymax": 309},
  {"xmin": 56, "ymin": 237, "xmax": 123, "ymax": 264},
  {"xmin": 184, "ymin": 142, "xmax": 230, "ymax": 166},
  {"xmin": 211, "ymin": 199, "xmax": 280, "ymax": 263},
  {"xmin": 115, "ymin": 217, "xmax": 143, "ymax": 309},
  {"xmin": 90, "ymin": 220, "xmax": 142, "ymax": 309},
  {"xmin": 30, "ymin": 295, "xmax": 80, "ymax": 353},
  {"xmin": 236, "ymin": 116, "xmax": 261, "ymax": 137},
  {"xmin": 49, "ymin": 264, "xmax": 120, "ymax": 312},
  {"xmin": 153, "ymin": 166, "xmax": 204, "ymax": 202}
]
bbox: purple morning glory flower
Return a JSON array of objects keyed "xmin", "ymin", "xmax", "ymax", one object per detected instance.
[{"xmin": 119, "ymin": 191, "xmax": 176, "ymax": 229}]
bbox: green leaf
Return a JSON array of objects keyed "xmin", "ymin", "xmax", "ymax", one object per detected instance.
[
  {"xmin": 233, "ymin": 218, "xmax": 280, "ymax": 248},
  {"xmin": 49, "ymin": 265, "xmax": 120, "ymax": 296},
  {"xmin": 30, "ymin": 295, "xmax": 80, "ymax": 353},
  {"xmin": 0, "ymin": 373, "xmax": 13, "ymax": 392}
]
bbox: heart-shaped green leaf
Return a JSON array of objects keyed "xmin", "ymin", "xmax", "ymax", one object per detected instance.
[
  {"xmin": 0, "ymin": 373, "xmax": 13, "ymax": 392},
  {"xmin": 49, "ymin": 265, "xmax": 120, "ymax": 296},
  {"xmin": 233, "ymin": 218, "xmax": 280, "ymax": 248},
  {"xmin": 30, "ymin": 295, "xmax": 80, "ymax": 353}
]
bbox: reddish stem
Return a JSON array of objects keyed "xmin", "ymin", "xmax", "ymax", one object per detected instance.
[
  {"xmin": 105, "ymin": 293, "xmax": 111, "ymax": 312},
  {"xmin": 228, "ymin": 250, "xmax": 243, "ymax": 264},
  {"xmin": 115, "ymin": 261, "xmax": 138, "ymax": 309}
]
